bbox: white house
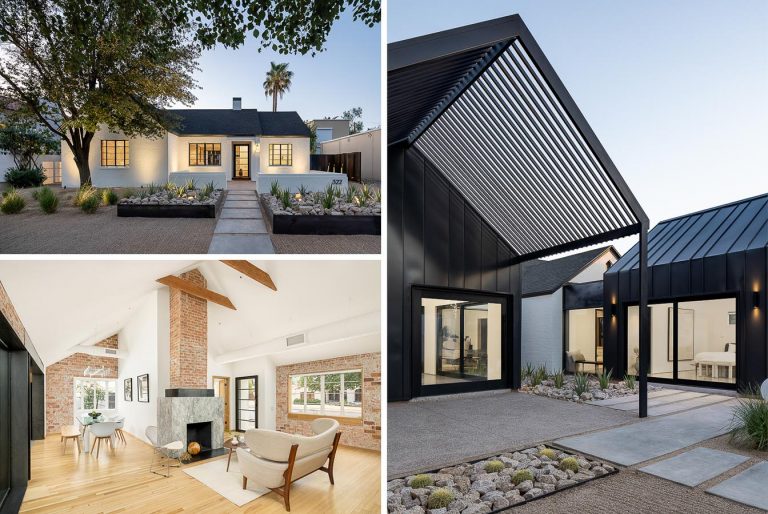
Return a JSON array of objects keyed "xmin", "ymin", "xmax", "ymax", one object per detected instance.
[
  {"xmin": 521, "ymin": 246, "xmax": 620, "ymax": 373},
  {"xmin": 60, "ymin": 98, "xmax": 345, "ymax": 192}
]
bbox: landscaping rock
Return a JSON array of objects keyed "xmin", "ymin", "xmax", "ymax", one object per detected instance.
[{"xmin": 523, "ymin": 488, "xmax": 543, "ymax": 500}]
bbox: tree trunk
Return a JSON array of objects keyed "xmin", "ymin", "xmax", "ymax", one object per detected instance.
[
  {"xmin": 67, "ymin": 129, "xmax": 95, "ymax": 186},
  {"xmin": 272, "ymin": 88, "xmax": 277, "ymax": 112}
]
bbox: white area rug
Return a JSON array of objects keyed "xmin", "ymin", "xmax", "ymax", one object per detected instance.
[{"xmin": 183, "ymin": 456, "xmax": 269, "ymax": 507}]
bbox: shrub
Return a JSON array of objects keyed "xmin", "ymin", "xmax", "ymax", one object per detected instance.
[
  {"xmin": 0, "ymin": 188, "xmax": 25, "ymax": 214},
  {"xmin": 147, "ymin": 182, "xmax": 160, "ymax": 195},
  {"xmin": 73, "ymin": 184, "xmax": 97, "ymax": 206},
  {"xmin": 297, "ymin": 184, "xmax": 309, "ymax": 197},
  {"xmin": 321, "ymin": 192, "xmax": 335, "ymax": 210},
  {"xmin": 270, "ymin": 180, "xmax": 281, "ymax": 197},
  {"xmin": 511, "ymin": 469, "xmax": 534, "ymax": 485},
  {"xmin": 409, "ymin": 474, "xmax": 433, "ymax": 488},
  {"xmin": 31, "ymin": 188, "xmax": 41, "ymax": 200},
  {"xmin": 4, "ymin": 167, "xmax": 46, "ymax": 188},
  {"xmin": 552, "ymin": 371, "xmax": 565, "ymax": 389},
  {"xmin": 522, "ymin": 362, "xmax": 534, "ymax": 379},
  {"xmin": 163, "ymin": 181, "xmax": 175, "ymax": 191},
  {"xmin": 573, "ymin": 373, "xmax": 590, "ymax": 396},
  {"xmin": 624, "ymin": 374, "xmax": 636, "ymax": 390},
  {"xmin": 174, "ymin": 184, "xmax": 187, "ymax": 198},
  {"xmin": 279, "ymin": 189, "xmax": 292, "ymax": 209},
  {"xmin": 79, "ymin": 191, "xmax": 101, "ymax": 213},
  {"xmin": 101, "ymin": 188, "xmax": 119, "ymax": 205},
  {"xmin": 201, "ymin": 181, "xmax": 215, "ymax": 197},
  {"xmin": 539, "ymin": 448, "xmax": 557, "ymax": 460},
  {"xmin": 559, "ymin": 457, "xmax": 579, "ymax": 472},
  {"xmin": 344, "ymin": 186, "xmax": 356, "ymax": 203},
  {"xmin": 484, "ymin": 460, "xmax": 504, "ymax": 473},
  {"xmin": 184, "ymin": 178, "xmax": 197, "ymax": 191},
  {"xmin": 37, "ymin": 187, "xmax": 58, "ymax": 213},
  {"xmin": 530, "ymin": 365, "xmax": 547, "ymax": 386},
  {"xmin": 426, "ymin": 489, "xmax": 454, "ymax": 509},
  {"xmin": 123, "ymin": 188, "xmax": 136, "ymax": 199},
  {"xmin": 729, "ymin": 387, "xmax": 768, "ymax": 451},
  {"xmin": 598, "ymin": 368, "xmax": 613, "ymax": 390},
  {"xmin": 375, "ymin": 188, "xmax": 382, "ymax": 203}
]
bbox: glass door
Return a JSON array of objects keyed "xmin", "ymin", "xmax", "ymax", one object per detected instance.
[
  {"xmin": 235, "ymin": 376, "xmax": 257, "ymax": 431},
  {"xmin": 233, "ymin": 144, "xmax": 250, "ymax": 179}
]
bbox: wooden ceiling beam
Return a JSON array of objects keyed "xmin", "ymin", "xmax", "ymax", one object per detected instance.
[
  {"xmin": 156, "ymin": 275, "xmax": 236, "ymax": 310},
  {"xmin": 220, "ymin": 260, "xmax": 277, "ymax": 291}
]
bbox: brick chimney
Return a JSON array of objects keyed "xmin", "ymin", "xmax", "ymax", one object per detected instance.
[{"xmin": 169, "ymin": 269, "xmax": 207, "ymax": 389}]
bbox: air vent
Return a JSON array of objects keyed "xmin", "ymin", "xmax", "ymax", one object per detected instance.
[
  {"xmin": 286, "ymin": 334, "xmax": 305, "ymax": 347},
  {"xmin": 105, "ymin": 348, "xmax": 118, "ymax": 355}
]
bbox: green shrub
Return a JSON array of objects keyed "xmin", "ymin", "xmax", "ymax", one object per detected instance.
[
  {"xmin": 597, "ymin": 368, "xmax": 613, "ymax": 390},
  {"xmin": 511, "ymin": 469, "xmax": 534, "ymax": 485},
  {"xmin": 539, "ymin": 448, "xmax": 556, "ymax": 460},
  {"xmin": 174, "ymin": 184, "xmax": 186, "ymax": 198},
  {"xmin": 270, "ymin": 180, "xmax": 281, "ymax": 197},
  {"xmin": 729, "ymin": 387, "xmax": 768, "ymax": 450},
  {"xmin": 297, "ymin": 184, "xmax": 309, "ymax": 197},
  {"xmin": 321, "ymin": 192, "xmax": 335, "ymax": 209},
  {"xmin": 624, "ymin": 374, "xmax": 636, "ymax": 390},
  {"xmin": 37, "ymin": 187, "xmax": 58, "ymax": 213},
  {"xmin": 573, "ymin": 373, "xmax": 590, "ymax": 396},
  {"xmin": 163, "ymin": 181, "xmax": 175, "ymax": 191},
  {"xmin": 0, "ymin": 188, "xmax": 25, "ymax": 214},
  {"xmin": 184, "ymin": 178, "xmax": 197, "ymax": 191},
  {"xmin": 552, "ymin": 371, "xmax": 565, "ymax": 389},
  {"xmin": 409, "ymin": 474, "xmax": 433, "ymax": 488},
  {"xmin": 344, "ymin": 186, "xmax": 356, "ymax": 203},
  {"xmin": 279, "ymin": 189, "xmax": 292, "ymax": 209},
  {"xmin": 147, "ymin": 182, "xmax": 160, "ymax": 195},
  {"xmin": 426, "ymin": 489, "xmax": 454, "ymax": 509},
  {"xmin": 559, "ymin": 457, "xmax": 579, "ymax": 472},
  {"xmin": 101, "ymin": 188, "xmax": 119, "ymax": 205},
  {"xmin": 201, "ymin": 181, "xmax": 215, "ymax": 197},
  {"xmin": 4, "ymin": 167, "xmax": 46, "ymax": 188},
  {"xmin": 31, "ymin": 188, "xmax": 41, "ymax": 200},
  {"xmin": 522, "ymin": 363, "xmax": 534, "ymax": 379},
  {"xmin": 79, "ymin": 191, "xmax": 101, "ymax": 213},
  {"xmin": 73, "ymin": 184, "xmax": 97, "ymax": 206},
  {"xmin": 484, "ymin": 460, "xmax": 504, "ymax": 473},
  {"xmin": 123, "ymin": 188, "xmax": 136, "ymax": 199},
  {"xmin": 374, "ymin": 188, "xmax": 382, "ymax": 203},
  {"xmin": 530, "ymin": 365, "xmax": 547, "ymax": 386}
]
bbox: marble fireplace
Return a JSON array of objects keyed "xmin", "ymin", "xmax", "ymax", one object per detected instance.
[{"xmin": 157, "ymin": 388, "xmax": 225, "ymax": 460}]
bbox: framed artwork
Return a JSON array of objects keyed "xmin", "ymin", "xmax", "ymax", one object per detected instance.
[
  {"xmin": 124, "ymin": 377, "xmax": 132, "ymax": 401},
  {"xmin": 138, "ymin": 374, "xmax": 149, "ymax": 403}
]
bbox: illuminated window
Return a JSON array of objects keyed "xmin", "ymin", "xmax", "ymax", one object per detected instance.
[
  {"xmin": 74, "ymin": 378, "xmax": 117, "ymax": 412},
  {"xmin": 290, "ymin": 370, "xmax": 362, "ymax": 418},
  {"xmin": 188, "ymin": 143, "xmax": 221, "ymax": 166},
  {"xmin": 100, "ymin": 140, "xmax": 129, "ymax": 167},
  {"xmin": 269, "ymin": 143, "xmax": 292, "ymax": 166}
]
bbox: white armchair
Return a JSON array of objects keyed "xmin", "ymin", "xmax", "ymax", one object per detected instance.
[{"xmin": 237, "ymin": 418, "xmax": 341, "ymax": 511}]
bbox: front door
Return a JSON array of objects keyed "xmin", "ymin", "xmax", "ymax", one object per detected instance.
[{"xmin": 233, "ymin": 143, "xmax": 250, "ymax": 179}]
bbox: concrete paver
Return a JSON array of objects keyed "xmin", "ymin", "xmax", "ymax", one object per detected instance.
[{"xmin": 640, "ymin": 447, "xmax": 749, "ymax": 486}]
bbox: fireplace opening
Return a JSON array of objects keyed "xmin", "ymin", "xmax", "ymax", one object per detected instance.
[{"xmin": 187, "ymin": 421, "xmax": 212, "ymax": 451}]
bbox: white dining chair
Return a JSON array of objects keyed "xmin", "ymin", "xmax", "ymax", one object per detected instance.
[
  {"xmin": 89, "ymin": 421, "xmax": 118, "ymax": 459},
  {"xmin": 112, "ymin": 417, "xmax": 127, "ymax": 445},
  {"xmin": 146, "ymin": 426, "xmax": 183, "ymax": 477}
]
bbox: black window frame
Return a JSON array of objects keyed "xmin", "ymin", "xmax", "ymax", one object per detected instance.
[
  {"xmin": 268, "ymin": 143, "xmax": 293, "ymax": 166},
  {"xmin": 100, "ymin": 140, "xmax": 130, "ymax": 167},
  {"xmin": 188, "ymin": 143, "xmax": 221, "ymax": 166},
  {"xmin": 234, "ymin": 375, "xmax": 258, "ymax": 432}
]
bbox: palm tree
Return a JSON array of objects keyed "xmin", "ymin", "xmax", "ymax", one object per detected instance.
[{"xmin": 263, "ymin": 62, "xmax": 293, "ymax": 112}]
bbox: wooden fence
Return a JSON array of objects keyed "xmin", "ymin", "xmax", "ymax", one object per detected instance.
[{"xmin": 310, "ymin": 152, "xmax": 362, "ymax": 183}]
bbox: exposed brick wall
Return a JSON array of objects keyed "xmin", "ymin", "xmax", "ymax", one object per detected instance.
[
  {"xmin": 276, "ymin": 353, "xmax": 380, "ymax": 451},
  {"xmin": 45, "ymin": 335, "xmax": 119, "ymax": 434},
  {"xmin": 0, "ymin": 281, "xmax": 26, "ymax": 341},
  {"xmin": 169, "ymin": 269, "xmax": 208, "ymax": 388}
]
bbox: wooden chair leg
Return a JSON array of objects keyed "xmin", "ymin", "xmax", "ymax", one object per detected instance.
[
  {"xmin": 242, "ymin": 476, "xmax": 247, "ymax": 490},
  {"xmin": 62, "ymin": 438, "xmax": 67, "ymax": 455},
  {"xmin": 76, "ymin": 437, "xmax": 81, "ymax": 453},
  {"xmin": 96, "ymin": 438, "xmax": 101, "ymax": 459}
]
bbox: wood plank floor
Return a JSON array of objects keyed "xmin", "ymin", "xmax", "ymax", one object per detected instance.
[{"xmin": 21, "ymin": 433, "xmax": 380, "ymax": 513}]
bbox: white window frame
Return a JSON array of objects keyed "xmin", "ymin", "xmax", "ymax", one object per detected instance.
[
  {"xmin": 289, "ymin": 369, "xmax": 362, "ymax": 419},
  {"xmin": 73, "ymin": 377, "xmax": 118, "ymax": 416}
]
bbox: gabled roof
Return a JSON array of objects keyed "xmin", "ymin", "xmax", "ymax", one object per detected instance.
[
  {"xmin": 388, "ymin": 15, "xmax": 647, "ymax": 262},
  {"xmin": 163, "ymin": 109, "xmax": 310, "ymax": 137},
  {"xmin": 608, "ymin": 193, "xmax": 768, "ymax": 274},
  {"xmin": 522, "ymin": 246, "xmax": 617, "ymax": 296}
]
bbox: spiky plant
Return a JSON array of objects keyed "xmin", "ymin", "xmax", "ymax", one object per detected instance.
[
  {"xmin": 201, "ymin": 181, "xmax": 215, "ymax": 197},
  {"xmin": 175, "ymin": 184, "xmax": 187, "ymax": 198},
  {"xmin": 511, "ymin": 469, "xmax": 533, "ymax": 485},
  {"xmin": 552, "ymin": 370, "xmax": 565, "ymax": 389},
  {"xmin": 279, "ymin": 189, "xmax": 292, "ymax": 209},
  {"xmin": 147, "ymin": 182, "xmax": 159, "ymax": 195},
  {"xmin": 344, "ymin": 186, "xmax": 356, "ymax": 203},
  {"xmin": 560, "ymin": 457, "xmax": 579, "ymax": 472},
  {"xmin": 523, "ymin": 363, "xmax": 534, "ymax": 379},
  {"xmin": 184, "ymin": 178, "xmax": 197, "ymax": 191},
  {"xmin": 598, "ymin": 368, "xmax": 613, "ymax": 390},
  {"xmin": 298, "ymin": 184, "xmax": 309, "ymax": 197},
  {"xmin": 321, "ymin": 192, "xmax": 335, "ymax": 210},
  {"xmin": 426, "ymin": 489, "xmax": 454, "ymax": 509},
  {"xmin": 573, "ymin": 373, "xmax": 590, "ymax": 396},
  {"xmin": 729, "ymin": 387, "xmax": 768, "ymax": 451},
  {"xmin": 0, "ymin": 188, "xmax": 25, "ymax": 214},
  {"xmin": 530, "ymin": 365, "xmax": 547, "ymax": 386},
  {"xmin": 270, "ymin": 180, "xmax": 281, "ymax": 197},
  {"xmin": 539, "ymin": 448, "xmax": 557, "ymax": 460},
  {"xmin": 409, "ymin": 474, "xmax": 433, "ymax": 488},
  {"xmin": 37, "ymin": 186, "xmax": 59, "ymax": 213},
  {"xmin": 624, "ymin": 374, "xmax": 636, "ymax": 390},
  {"xmin": 101, "ymin": 188, "xmax": 119, "ymax": 205},
  {"xmin": 79, "ymin": 192, "xmax": 100, "ymax": 213},
  {"xmin": 484, "ymin": 460, "xmax": 504, "ymax": 473},
  {"xmin": 164, "ymin": 181, "xmax": 175, "ymax": 191},
  {"xmin": 374, "ymin": 188, "xmax": 382, "ymax": 203}
]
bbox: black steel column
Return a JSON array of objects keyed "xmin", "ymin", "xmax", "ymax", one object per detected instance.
[{"xmin": 638, "ymin": 222, "xmax": 650, "ymax": 418}]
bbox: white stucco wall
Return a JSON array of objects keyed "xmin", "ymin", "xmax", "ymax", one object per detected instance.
[
  {"xmin": 318, "ymin": 129, "xmax": 381, "ymax": 182},
  {"xmin": 521, "ymin": 289, "xmax": 563, "ymax": 372},
  {"xmin": 170, "ymin": 135, "xmax": 261, "ymax": 180},
  {"xmin": 259, "ymin": 136, "xmax": 310, "ymax": 174},
  {"xmin": 571, "ymin": 251, "xmax": 617, "ymax": 283},
  {"xmin": 61, "ymin": 128, "xmax": 168, "ymax": 188}
]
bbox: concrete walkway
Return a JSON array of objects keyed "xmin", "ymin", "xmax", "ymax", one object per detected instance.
[
  {"xmin": 208, "ymin": 191, "xmax": 274, "ymax": 254},
  {"xmin": 554, "ymin": 399, "xmax": 738, "ymax": 466},
  {"xmin": 587, "ymin": 389, "xmax": 733, "ymax": 416}
]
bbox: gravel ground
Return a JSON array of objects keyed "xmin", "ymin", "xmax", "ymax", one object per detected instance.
[
  {"xmin": 0, "ymin": 187, "xmax": 215, "ymax": 254},
  {"xmin": 270, "ymin": 233, "xmax": 381, "ymax": 254}
]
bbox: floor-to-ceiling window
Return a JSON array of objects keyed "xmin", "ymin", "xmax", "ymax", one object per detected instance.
[
  {"xmin": 626, "ymin": 297, "xmax": 736, "ymax": 385},
  {"xmin": 417, "ymin": 288, "xmax": 507, "ymax": 393},
  {"xmin": 565, "ymin": 308, "xmax": 604, "ymax": 373}
]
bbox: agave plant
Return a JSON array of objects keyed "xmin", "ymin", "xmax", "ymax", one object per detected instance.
[
  {"xmin": 345, "ymin": 186, "xmax": 356, "ymax": 203},
  {"xmin": 164, "ymin": 181, "xmax": 175, "ymax": 191},
  {"xmin": 175, "ymin": 184, "xmax": 187, "ymax": 198},
  {"xmin": 279, "ymin": 189, "xmax": 292, "ymax": 209},
  {"xmin": 184, "ymin": 178, "xmax": 197, "ymax": 192},
  {"xmin": 374, "ymin": 188, "xmax": 382, "ymax": 203},
  {"xmin": 270, "ymin": 180, "xmax": 281, "ymax": 197},
  {"xmin": 358, "ymin": 182, "xmax": 371, "ymax": 200},
  {"xmin": 321, "ymin": 192, "xmax": 335, "ymax": 210},
  {"xmin": 147, "ymin": 182, "xmax": 159, "ymax": 195},
  {"xmin": 201, "ymin": 181, "xmax": 215, "ymax": 197},
  {"xmin": 522, "ymin": 362, "xmax": 534, "ymax": 379},
  {"xmin": 597, "ymin": 368, "xmax": 613, "ymax": 390},
  {"xmin": 530, "ymin": 365, "xmax": 548, "ymax": 386},
  {"xmin": 624, "ymin": 374, "xmax": 636, "ymax": 390},
  {"xmin": 552, "ymin": 370, "xmax": 565, "ymax": 389},
  {"xmin": 573, "ymin": 373, "xmax": 590, "ymax": 396},
  {"xmin": 297, "ymin": 184, "xmax": 309, "ymax": 197}
]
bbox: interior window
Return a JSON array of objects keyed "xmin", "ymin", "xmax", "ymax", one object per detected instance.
[
  {"xmin": 189, "ymin": 143, "xmax": 221, "ymax": 166},
  {"xmin": 290, "ymin": 370, "xmax": 362, "ymax": 418},
  {"xmin": 269, "ymin": 143, "xmax": 293, "ymax": 166},
  {"xmin": 100, "ymin": 140, "xmax": 129, "ymax": 167}
]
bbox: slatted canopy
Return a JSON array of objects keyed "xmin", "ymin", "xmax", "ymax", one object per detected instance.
[{"xmin": 388, "ymin": 15, "xmax": 648, "ymax": 260}]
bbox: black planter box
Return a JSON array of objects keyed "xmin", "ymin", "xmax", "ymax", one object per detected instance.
[
  {"xmin": 117, "ymin": 192, "xmax": 225, "ymax": 218},
  {"xmin": 261, "ymin": 195, "xmax": 381, "ymax": 235}
]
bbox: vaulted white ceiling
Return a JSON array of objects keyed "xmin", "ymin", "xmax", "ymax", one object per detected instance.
[{"xmin": 0, "ymin": 260, "xmax": 380, "ymax": 367}]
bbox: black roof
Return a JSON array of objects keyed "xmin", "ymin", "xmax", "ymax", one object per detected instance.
[
  {"xmin": 163, "ymin": 109, "xmax": 310, "ymax": 137},
  {"xmin": 608, "ymin": 193, "xmax": 768, "ymax": 274},
  {"xmin": 522, "ymin": 246, "xmax": 618, "ymax": 296}
]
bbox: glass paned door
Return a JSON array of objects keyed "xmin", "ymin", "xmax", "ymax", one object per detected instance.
[
  {"xmin": 235, "ymin": 376, "xmax": 257, "ymax": 431},
  {"xmin": 233, "ymin": 144, "xmax": 250, "ymax": 179}
]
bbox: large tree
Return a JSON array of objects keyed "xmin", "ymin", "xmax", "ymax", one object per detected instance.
[
  {"xmin": 342, "ymin": 107, "xmax": 364, "ymax": 133},
  {"xmin": 0, "ymin": 0, "xmax": 380, "ymax": 185},
  {"xmin": 263, "ymin": 62, "xmax": 293, "ymax": 112},
  {"xmin": 0, "ymin": 108, "xmax": 59, "ymax": 169}
]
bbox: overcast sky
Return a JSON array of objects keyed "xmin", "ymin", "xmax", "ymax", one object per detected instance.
[
  {"xmin": 389, "ymin": 0, "xmax": 768, "ymax": 255},
  {"xmin": 172, "ymin": 11, "xmax": 381, "ymax": 129}
]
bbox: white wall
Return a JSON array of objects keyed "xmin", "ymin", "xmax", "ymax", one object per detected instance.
[
  {"xmin": 259, "ymin": 136, "xmax": 310, "ymax": 174},
  {"xmin": 571, "ymin": 251, "xmax": 617, "ymax": 283},
  {"xmin": 318, "ymin": 129, "xmax": 381, "ymax": 181},
  {"xmin": 61, "ymin": 128, "xmax": 169, "ymax": 188},
  {"xmin": 170, "ymin": 135, "xmax": 261, "ymax": 180},
  {"xmin": 116, "ymin": 291, "xmax": 162, "ymax": 443},
  {"xmin": 521, "ymin": 289, "xmax": 563, "ymax": 372}
]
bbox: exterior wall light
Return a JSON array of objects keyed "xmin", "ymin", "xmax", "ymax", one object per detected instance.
[
  {"xmin": 754, "ymin": 291, "xmax": 761, "ymax": 309},
  {"xmin": 610, "ymin": 303, "xmax": 617, "ymax": 317}
]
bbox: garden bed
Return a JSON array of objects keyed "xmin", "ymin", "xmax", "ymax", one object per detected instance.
[
  {"xmin": 387, "ymin": 444, "xmax": 617, "ymax": 513},
  {"xmin": 117, "ymin": 189, "xmax": 224, "ymax": 218},
  {"xmin": 520, "ymin": 373, "xmax": 663, "ymax": 403},
  {"xmin": 260, "ymin": 188, "xmax": 381, "ymax": 235}
]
